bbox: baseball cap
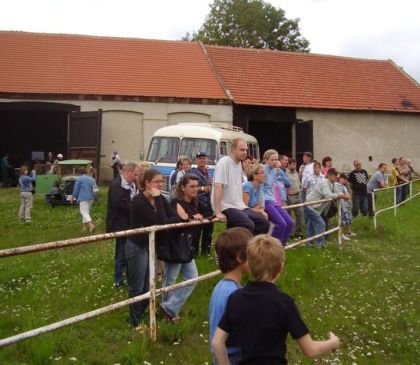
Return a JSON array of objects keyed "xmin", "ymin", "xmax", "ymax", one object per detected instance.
[{"xmin": 196, "ymin": 152, "xmax": 208, "ymax": 158}]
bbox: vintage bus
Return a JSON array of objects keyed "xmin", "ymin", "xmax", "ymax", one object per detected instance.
[{"xmin": 146, "ymin": 123, "xmax": 259, "ymax": 192}]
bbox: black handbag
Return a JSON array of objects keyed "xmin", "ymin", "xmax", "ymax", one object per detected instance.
[
  {"xmin": 157, "ymin": 228, "xmax": 194, "ymax": 263},
  {"xmin": 322, "ymin": 200, "xmax": 338, "ymax": 219}
]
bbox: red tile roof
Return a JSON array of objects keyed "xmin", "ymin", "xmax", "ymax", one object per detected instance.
[
  {"xmin": 1, "ymin": 31, "xmax": 419, "ymax": 113},
  {"xmin": 206, "ymin": 45, "xmax": 420, "ymax": 112},
  {"xmin": 0, "ymin": 31, "xmax": 228, "ymax": 100}
]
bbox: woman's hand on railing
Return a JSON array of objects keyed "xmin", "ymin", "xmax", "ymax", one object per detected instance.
[{"xmin": 192, "ymin": 214, "xmax": 204, "ymax": 221}]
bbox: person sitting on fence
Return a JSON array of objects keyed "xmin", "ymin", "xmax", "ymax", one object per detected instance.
[
  {"xmin": 242, "ymin": 164, "xmax": 268, "ymax": 219},
  {"xmin": 212, "ymin": 234, "xmax": 340, "ymax": 365},
  {"xmin": 159, "ymin": 174, "xmax": 203, "ymax": 322},
  {"xmin": 348, "ymin": 160, "xmax": 369, "ymax": 217},
  {"xmin": 209, "ymin": 227, "xmax": 253, "ymax": 365},
  {"xmin": 211, "ymin": 138, "xmax": 269, "ymax": 235},
  {"xmin": 302, "ymin": 161, "xmax": 325, "ymax": 201},
  {"xmin": 336, "ymin": 174, "xmax": 356, "ymax": 241},
  {"xmin": 304, "ymin": 168, "xmax": 350, "ymax": 248},
  {"xmin": 262, "ymin": 149, "xmax": 294, "ymax": 246},
  {"xmin": 126, "ymin": 169, "xmax": 179, "ymax": 329},
  {"xmin": 286, "ymin": 158, "xmax": 305, "ymax": 239},
  {"xmin": 367, "ymin": 163, "xmax": 388, "ymax": 216}
]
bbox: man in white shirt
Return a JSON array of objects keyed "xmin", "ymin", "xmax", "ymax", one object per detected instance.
[{"xmin": 212, "ymin": 138, "xmax": 269, "ymax": 235}]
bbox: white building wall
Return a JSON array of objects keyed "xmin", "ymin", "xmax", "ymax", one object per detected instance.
[{"xmin": 297, "ymin": 109, "xmax": 420, "ymax": 172}]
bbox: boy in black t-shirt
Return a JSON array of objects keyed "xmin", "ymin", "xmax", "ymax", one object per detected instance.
[{"xmin": 212, "ymin": 235, "xmax": 340, "ymax": 365}]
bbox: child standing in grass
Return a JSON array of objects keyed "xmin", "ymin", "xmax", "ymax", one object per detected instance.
[
  {"xmin": 213, "ymin": 234, "xmax": 340, "ymax": 365},
  {"xmin": 209, "ymin": 227, "xmax": 253, "ymax": 365}
]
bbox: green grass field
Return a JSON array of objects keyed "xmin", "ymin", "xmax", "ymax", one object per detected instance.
[{"xmin": 0, "ymin": 186, "xmax": 419, "ymax": 365}]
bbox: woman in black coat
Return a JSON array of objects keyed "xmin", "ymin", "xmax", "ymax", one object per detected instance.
[{"xmin": 126, "ymin": 169, "xmax": 179, "ymax": 328}]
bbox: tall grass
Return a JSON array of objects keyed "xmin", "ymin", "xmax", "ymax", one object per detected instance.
[{"xmin": 0, "ymin": 186, "xmax": 419, "ymax": 364}]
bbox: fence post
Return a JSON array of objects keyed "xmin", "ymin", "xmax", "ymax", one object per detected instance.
[
  {"xmin": 148, "ymin": 231, "xmax": 157, "ymax": 341},
  {"xmin": 372, "ymin": 192, "xmax": 377, "ymax": 230},
  {"xmin": 337, "ymin": 199, "xmax": 342, "ymax": 247},
  {"xmin": 410, "ymin": 180, "xmax": 413, "ymax": 198},
  {"xmin": 394, "ymin": 186, "xmax": 397, "ymax": 217}
]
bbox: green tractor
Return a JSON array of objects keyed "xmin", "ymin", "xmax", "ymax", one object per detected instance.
[{"xmin": 35, "ymin": 160, "xmax": 96, "ymax": 206}]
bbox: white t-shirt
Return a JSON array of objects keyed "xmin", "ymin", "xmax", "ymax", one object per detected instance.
[
  {"xmin": 211, "ymin": 156, "xmax": 247, "ymax": 211},
  {"xmin": 300, "ymin": 162, "xmax": 314, "ymax": 180}
]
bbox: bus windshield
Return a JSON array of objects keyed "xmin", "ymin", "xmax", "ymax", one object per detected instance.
[
  {"xmin": 180, "ymin": 138, "xmax": 217, "ymax": 164},
  {"xmin": 147, "ymin": 137, "xmax": 180, "ymax": 163}
]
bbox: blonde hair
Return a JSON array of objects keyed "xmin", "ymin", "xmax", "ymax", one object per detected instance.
[
  {"xmin": 246, "ymin": 163, "xmax": 264, "ymax": 181},
  {"xmin": 247, "ymin": 234, "xmax": 285, "ymax": 281},
  {"xmin": 262, "ymin": 149, "xmax": 278, "ymax": 163}
]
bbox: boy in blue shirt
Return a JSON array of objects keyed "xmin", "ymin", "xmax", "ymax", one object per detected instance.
[
  {"xmin": 209, "ymin": 227, "xmax": 253, "ymax": 365},
  {"xmin": 213, "ymin": 234, "xmax": 340, "ymax": 365}
]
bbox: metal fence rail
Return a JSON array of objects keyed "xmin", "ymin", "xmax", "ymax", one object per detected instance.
[
  {"xmin": 372, "ymin": 177, "xmax": 420, "ymax": 230},
  {"xmin": 0, "ymin": 197, "xmax": 342, "ymax": 347}
]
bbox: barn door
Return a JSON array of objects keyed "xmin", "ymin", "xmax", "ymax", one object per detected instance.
[
  {"xmin": 68, "ymin": 110, "xmax": 102, "ymax": 180},
  {"xmin": 295, "ymin": 120, "xmax": 313, "ymax": 167}
]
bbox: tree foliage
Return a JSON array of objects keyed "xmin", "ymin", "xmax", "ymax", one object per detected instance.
[{"xmin": 190, "ymin": 0, "xmax": 310, "ymax": 52}]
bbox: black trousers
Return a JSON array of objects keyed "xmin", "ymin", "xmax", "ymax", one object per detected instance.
[
  {"xmin": 223, "ymin": 208, "xmax": 270, "ymax": 235},
  {"xmin": 192, "ymin": 222, "xmax": 214, "ymax": 256}
]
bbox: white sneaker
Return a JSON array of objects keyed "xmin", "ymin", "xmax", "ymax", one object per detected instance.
[
  {"xmin": 348, "ymin": 232, "xmax": 357, "ymax": 237},
  {"xmin": 341, "ymin": 234, "xmax": 351, "ymax": 241}
]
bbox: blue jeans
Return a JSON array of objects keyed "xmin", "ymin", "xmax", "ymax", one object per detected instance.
[
  {"xmin": 304, "ymin": 207, "xmax": 326, "ymax": 247},
  {"xmin": 396, "ymin": 185, "xmax": 403, "ymax": 204},
  {"xmin": 352, "ymin": 194, "xmax": 368, "ymax": 217},
  {"xmin": 161, "ymin": 260, "xmax": 198, "ymax": 317},
  {"xmin": 114, "ymin": 237, "xmax": 128, "ymax": 285},
  {"xmin": 125, "ymin": 239, "xmax": 149, "ymax": 327},
  {"xmin": 264, "ymin": 200, "xmax": 295, "ymax": 245}
]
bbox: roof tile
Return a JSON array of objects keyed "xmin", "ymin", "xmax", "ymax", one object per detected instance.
[
  {"xmin": 206, "ymin": 45, "xmax": 420, "ymax": 112},
  {"xmin": 0, "ymin": 31, "xmax": 228, "ymax": 100}
]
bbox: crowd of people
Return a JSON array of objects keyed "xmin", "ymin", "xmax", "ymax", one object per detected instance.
[{"xmin": 7, "ymin": 140, "xmax": 417, "ymax": 363}]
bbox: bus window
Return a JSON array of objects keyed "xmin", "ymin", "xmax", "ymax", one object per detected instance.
[
  {"xmin": 180, "ymin": 138, "xmax": 217, "ymax": 164},
  {"xmin": 147, "ymin": 137, "xmax": 180, "ymax": 163},
  {"xmin": 220, "ymin": 141, "xmax": 228, "ymax": 158},
  {"xmin": 248, "ymin": 143, "xmax": 259, "ymax": 160}
]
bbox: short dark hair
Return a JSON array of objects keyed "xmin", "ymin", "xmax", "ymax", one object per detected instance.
[
  {"xmin": 303, "ymin": 152, "xmax": 313, "ymax": 159},
  {"xmin": 288, "ymin": 158, "xmax": 296, "ymax": 164},
  {"xmin": 327, "ymin": 168, "xmax": 339, "ymax": 176},
  {"xmin": 140, "ymin": 169, "xmax": 161, "ymax": 190},
  {"xmin": 215, "ymin": 227, "xmax": 253, "ymax": 273},
  {"xmin": 322, "ymin": 156, "xmax": 332, "ymax": 167},
  {"xmin": 379, "ymin": 162, "xmax": 387, "ymax": 169},
  {"xmin": 392, "ymin": 158, "xmax": 398, "ymax": 164},
  {"xmin": 313, "ymin": 161, "xmax": 321, "ymax": 168}
]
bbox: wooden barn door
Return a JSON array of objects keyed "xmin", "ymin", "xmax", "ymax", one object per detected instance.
[
  {"xmin": 68, "ymin": 110, "xmax": 102, "ymax": 181},
  {"xmin": 295, "ymin": 120, "xmax": 313, "ymax": 167}
]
